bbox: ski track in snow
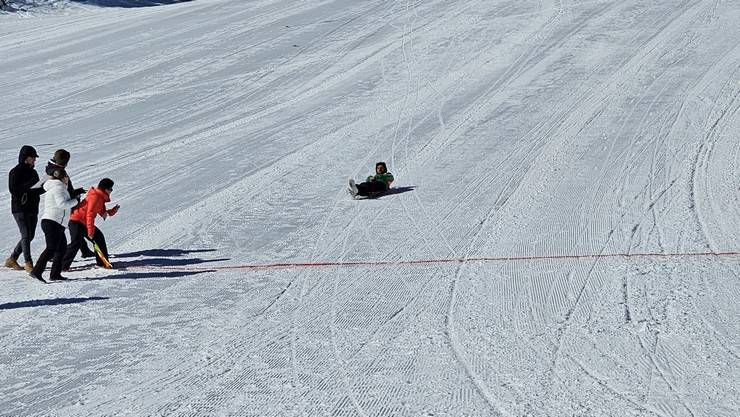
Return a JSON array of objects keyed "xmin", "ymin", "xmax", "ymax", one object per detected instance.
[{"xmin": 1, "ymin": 0, "xmax": 740, "ymax": 416}]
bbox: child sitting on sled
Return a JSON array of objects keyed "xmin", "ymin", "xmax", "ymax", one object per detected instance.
[{"xmin": 349, "ymin": 162, "xmax": 394, "ymax": 198}]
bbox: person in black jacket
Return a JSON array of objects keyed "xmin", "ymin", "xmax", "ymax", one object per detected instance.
[
  {"xmin": 45, "ymin": 149, "xmax": 95, "ymax": 259},
  {"xmin": 5, "ymin": 145, "xmax": 45, "ymax": 272}
]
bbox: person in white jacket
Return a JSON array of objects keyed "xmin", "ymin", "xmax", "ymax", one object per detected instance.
[{"xmin": 29, "ymin": 168, "xmax": 79, "ymax": 283}]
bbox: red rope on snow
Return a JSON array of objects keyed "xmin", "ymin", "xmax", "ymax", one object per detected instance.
[{"xmin": 144, "ymin": 251, "xmax": 740, "ymax": 273}]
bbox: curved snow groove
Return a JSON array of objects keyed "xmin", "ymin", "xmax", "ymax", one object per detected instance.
[
  {"xmin": 4, "ymin": 0, "xmax": 740, "ymax": 415},
  {"xmin": 536, "ymin": 0, "xmax": 732, "ymax": 398},
  {"xmin": 433, "ymin": 2, "xmax": 738, "ymax": 414},
  {"xmin": 425, "ymin": 2, "xmax": 569, "ymax": 403},
  {"xmin": 381, "ymin": 1, "xmax": 506, "ymax": 411},
  {"xmin": 690, "ymin": 77, "xmax": 740, "ymax": 252}
]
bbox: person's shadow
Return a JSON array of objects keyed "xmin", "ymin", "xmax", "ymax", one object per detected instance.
[
  {"xmin": 70, "ymin": 270, "xmax": 213, "ymax": 282},
  {"xmin": 0, "ymin": 297, "xmax": 109, "ymax": 310},
  {"xmin": 371, "ymin": 186, "xmax": 417, "ymax": 199},
  {"xmin": 109, "ymin": 248, "xmax": 226, "ymax": 269},
  {"xmin": 114, "ymin": 249, "xmax": 218, "ymax": 259},
  {"xmin": 67, "ymin": 248, "xmax": 225, "ymax": 281},
  {"xmin": 112, "ymin": 257, "xmax": 228, "ymax": 268}
]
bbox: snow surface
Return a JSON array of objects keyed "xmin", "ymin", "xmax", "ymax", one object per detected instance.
[{"xmin": 1, "ymin": 0, "xmax": 739, "ymax": 415}]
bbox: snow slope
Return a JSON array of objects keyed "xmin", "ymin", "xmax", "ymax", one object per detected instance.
[{"xmin": 1, "ymin": 0, "xmax": 739, "ymax": 415}]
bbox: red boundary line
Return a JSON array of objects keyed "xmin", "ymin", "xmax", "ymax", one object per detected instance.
[{"xmin": 143, "ymin": 251, "xmax": 740, "ymax": 273}]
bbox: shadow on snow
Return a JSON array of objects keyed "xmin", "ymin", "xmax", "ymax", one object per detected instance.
[
  {"xmin": 0, "ymin": 297, "xmax": 109, "ymax": 310},
  {"xmin": 371, "ymin": 185, "xmax": 417, "ymax": 199},
  {"xmin": 1, "ymin": 0, "xmax": 192, "ymax": 10},
  {"xmin": 114, "ymin": 248, "xmax": 218, "ymax": 259},
  {"xmin": 69, "ymin": 0, "xmax": 193, "ymax": 7},
  {"xmin": 70, "ymin": 270, "xmax": 213, "ymax": 282},
  {"xmin": 112, "ymin": 257, "xmax": 229, "ymax": 268}
]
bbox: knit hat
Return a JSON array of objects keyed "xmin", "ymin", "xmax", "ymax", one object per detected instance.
[
  {"xmin": 98, "ymin": 178, "xmax": 114, "ymax": 190},
  {"xmin": 53, "ymin": 149, "xmax": 71, "ymax": 167}
]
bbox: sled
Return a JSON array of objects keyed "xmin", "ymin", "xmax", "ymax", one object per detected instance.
[{"xmin": 86, "ymin": 238, "xmax": 113, "ymax": 269}]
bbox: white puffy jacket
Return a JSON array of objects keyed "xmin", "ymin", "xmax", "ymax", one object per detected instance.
[{"xmin": 41, "ymin": 179, "xmax": 78, "ymax": 227}]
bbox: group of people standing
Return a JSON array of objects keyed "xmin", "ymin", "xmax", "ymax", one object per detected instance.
[{"xmin": 5, "ymin": 146, "xmax": 120, "ymax": 283}]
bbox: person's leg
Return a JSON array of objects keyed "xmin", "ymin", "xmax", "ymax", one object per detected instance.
[
  {"xmin": 79, "ymin": 233, "xmax": 95, "ymax": 258},
  {"xmin": 49, "ymin": 223, "xmax": 68, "ymax": 280},
  {"xmin": 357, "ymin": 181, "xmax": 388, "ymax": 196},
  {"xmin": 6, "ymin": 215, "xmax": 25, "ymax": 269},
  {"xmin": 6, "ymin": 213, "xmax": 38, "ymax": 272},
  {"xmin": 356, "ymin": 182, "xmax": 372, "ymax": 196},
  {"xmin": 18, "ymin": 214, "xmax": 37, "ymax": 265},
  {"xmin": 10, "ymin": 214, "xmax": 25, "ymax": 260},
  {"xmin": 92, "ymin": 228, "xmax": 109, "ymax": 266},
  {"xmin": 9, "ymin": 213, "xmax": 36, "ymax": 265},
  {"xmin": 31, "ymin": 220, "xmax": 55, "ymax": 279},
  {"xmin": 74, "ymin": 219, "xmax": 95, "ymax": 258},
  {"xmin": 368, "ymin": 181, "xmax": 388, "ymax": 194},
  {"xmin": 63, "ymin": 221, "xmax": 84, "ymax": 270},
  {"xmin": 10, "ymin": 240, "xmax": 22, "ymax": 263}
]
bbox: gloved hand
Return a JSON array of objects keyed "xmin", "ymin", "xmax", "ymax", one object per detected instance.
[{"xmin": 108, "ymin": 205, "xmax": 120, "ymax": 216}]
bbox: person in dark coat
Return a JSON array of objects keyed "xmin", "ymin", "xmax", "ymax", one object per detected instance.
[
  {"xmin": 45, "ymin": 149, "xmax": 95, "ymax": 259},
  {"xmin": 5, "ymin": 145, "xmax": 45, "ymax": 272}
]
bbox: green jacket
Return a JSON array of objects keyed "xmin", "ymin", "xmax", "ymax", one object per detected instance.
[{"xmin": 366, "ymin": 172, "xmax": 394, "ymax": 186}]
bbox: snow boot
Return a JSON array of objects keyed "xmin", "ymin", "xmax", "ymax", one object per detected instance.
[
  {"xmin": 49, "ymin": 275, "xmax": 68, "ymax": 282},
  {"xmin": 24, "ymin": 262, "xmax": 34, "ymax": 273},
  {"xmin": 4, "ymin": 256, "xmax": 23, "ymax": 270},
  {"xmin": 28, "ymin": 271, "xmax": 46, "ymax": 283},
  {"xmin": 348, "ymin": 179, "xmax": 359, "ymax": 197}
]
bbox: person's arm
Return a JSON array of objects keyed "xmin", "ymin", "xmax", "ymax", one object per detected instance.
[
  {"xmin": 53, "ymin": 183, "xmax": 80, "ymax": 211},
  {"xmin": 66, "ymin": 179, "xmax": 85, "ymax": 198},
  {"xmin": 29, "ymin": 177, "xmax": 47, "ymax": 196},
  {"xmin": 8, "ymin": 169, "xmax": 18, "ymax": 195},
  {"xmin": 106, "ymin": 205, "xmax": 120, "ymax": 217}
]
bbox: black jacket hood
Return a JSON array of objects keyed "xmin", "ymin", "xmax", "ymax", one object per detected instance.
[{"xmin": 18, "ymin": 145, "xmax": 39, "ymax": 165}]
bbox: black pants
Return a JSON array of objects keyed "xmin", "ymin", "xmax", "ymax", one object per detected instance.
[
  {"xmin": 64, "ymin": 221, "xmax": 108, "ymax": 269},
  {"xmin": 357, "ymin": 180, "xmax": 388, "ymax": 196},
  {"xmin": 32, "ymin": 220, "xmax": 67, "ymax": 279},
  {"xmin": 11, "ymin": 213, "xmax": 37, "ymax": 263},
  {"xmin": 70, "ymin": 221, "xmax": 95, "ymax": 258}
]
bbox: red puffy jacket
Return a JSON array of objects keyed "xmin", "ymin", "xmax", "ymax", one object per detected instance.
[{"xmin": 70, "ymin": 187, "xmax": 117, "ymax": 237}]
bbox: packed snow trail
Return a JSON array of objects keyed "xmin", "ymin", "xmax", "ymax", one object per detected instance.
[{"xmin": 1, "ymin": 0, "xmax": 739, "ymax": 416}]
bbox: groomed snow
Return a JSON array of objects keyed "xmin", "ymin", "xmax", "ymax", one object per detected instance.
[{"xmin": 1, "ymin": 1, "xmax": 739, "ymax": 416}]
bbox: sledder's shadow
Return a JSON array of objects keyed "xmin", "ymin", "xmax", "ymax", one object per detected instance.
[
  {"xmin": 71, "ymin": 270, "xmax": 212, "ymax": 282},
  {"xmin": 372, "ymin": 186, "xmax": 417, "ymax": 199},
  {"xmin": 114, "ymin": 249, "xmax": 218, "ymax": 259},
  {"xmin": 0, "ymin": 297, "xmax": 109, "ymax": 310},
  {"xmin": 69, "ymin": 0, "xmax": 193, "ymax": 7}
]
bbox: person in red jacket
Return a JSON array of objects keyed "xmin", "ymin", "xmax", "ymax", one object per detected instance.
[{"xmin": 63, "ymin": 178, "xmax": 119, "ymax": 270}]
